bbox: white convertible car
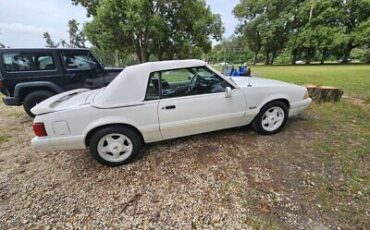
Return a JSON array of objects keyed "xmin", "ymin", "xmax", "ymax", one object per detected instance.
[{"xmin": 31, "ymin": 60, "xmax": 311, "ymax": 166}]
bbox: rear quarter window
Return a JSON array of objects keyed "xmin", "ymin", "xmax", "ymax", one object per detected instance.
[{"xmin": 2, "ymin": 52, "xmax": 56, "ymax": 72}]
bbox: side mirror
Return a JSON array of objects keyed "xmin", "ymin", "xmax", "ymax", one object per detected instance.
[{"xmin": 225, "ymin": 87, "xmax": 232, "ymax": 98}]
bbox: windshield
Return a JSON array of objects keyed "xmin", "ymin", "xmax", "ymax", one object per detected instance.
[{"xmin": 228, "ymin": 77, "xmax": 237, "ymax": 85}]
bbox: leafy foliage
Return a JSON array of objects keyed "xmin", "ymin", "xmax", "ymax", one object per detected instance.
[
  {"xmin": 43, "ymin": 19, "xmax": 86, "ymax": 48},
  {"xmin": 43, "ymin": 32, "xmax": 59, "ymax": 48},
  {"xmin": 82, "ymin": 0, "xmax": 223, "ymax": 63},
  {"xmin": 233, "ymin": 0, "xmax": 370, "ymax": 64},
  {"xmin": 71, "ymin": 0, "xmax": 100, "ymax": 17},
  {"xmin": 207, "ymin": 36, "xmax": 253, "ymax": 64},
  {"xmin": 66, "ymin": 19, "xmax": 86, "ymax": 48}
]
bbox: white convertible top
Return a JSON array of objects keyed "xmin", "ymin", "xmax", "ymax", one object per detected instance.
[{"xmin": 93, "ymin": 59, "xmax": 207, "ymax": 108}]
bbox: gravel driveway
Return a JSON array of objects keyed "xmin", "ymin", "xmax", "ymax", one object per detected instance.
[{"xmin": 0, "ymin": 101, "xmax": 368, "ymax": 229}]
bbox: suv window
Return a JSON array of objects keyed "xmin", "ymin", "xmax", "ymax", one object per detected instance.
[
  {"xmin": 2, "ymin": 52, "xmax": 55, "ymax": 72},
  {"xmin": 159, "ymin": 67, "xmax": 230, "ymax": 98},
  {"xmin": 61, "ymin": 51, "xmax": 97, "ymax": 70}
]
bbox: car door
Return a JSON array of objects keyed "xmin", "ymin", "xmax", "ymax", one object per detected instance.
[
  {"xmin": 60, "ymin": 50, "xmax": 105, "ymax": 90},
  {"xmin": 157, "ymin": 66, "xmax": 247, "ymax": 140}
]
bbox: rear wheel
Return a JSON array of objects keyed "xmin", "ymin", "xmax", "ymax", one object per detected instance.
[
  {"xmin": 89, "ymin": 126, "xmax": 142, "ymax": 166},
  {"xmin": 251, "ymin": 101, "xmax": 288, "ymax": 135},
  {"xmin": 23, "ymin": 90, "xmax": 55, "ymax": 117}
]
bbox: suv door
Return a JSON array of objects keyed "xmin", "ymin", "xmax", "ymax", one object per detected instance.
[
  {"xmin": 157, "ymin": 66, "xmax": 247, "ymax": 140},
  {"xmin": 60, "ymin": 50, "xmax": 105, "ymax": 90},
  {"xmin": 0, "ymin": 50, "xmax": 63, "ymax": 96}
]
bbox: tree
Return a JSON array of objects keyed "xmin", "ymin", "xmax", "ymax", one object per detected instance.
[
  {"xmin": 234, "ymin": 0, "xmax": 293, "ymax": 65},
  {"xmin": 339, "ymin": 0, "xmax": 370, "ymax": 63},
  {"xmin": 43, "ymin": 19, "xmax": 86, "ymax": 48},
  {"xmin": 285, "ymin": 0, "xmax": 307, "ymax": 64},
  {"xmin": 67, "ymin": 19, "xmax": 86, "ymax": 48},
  {"xmin": 43, "ymin": 32, "xmax": 59, "ymax": 48},
  {"xmin": 208, "ymin": 36, "xmax": 253, "ymax": 64},
  {"xmin": 83, "ymin": 0, "xmax": 223, "ymax": 63},
  {"xmin": 293, "ymin": 0, "xmax": 344, "ymax": 64},
  {"xmin": 235, "ymin": 19, "xmax": 262, "ymax": 65},
  {"xmin": 0, "ymin": 30, "xmax": 5, "ymax": 48},
  {"xmin": 71, "ymin": 0, "xmax": 100, "ymax": 17}
]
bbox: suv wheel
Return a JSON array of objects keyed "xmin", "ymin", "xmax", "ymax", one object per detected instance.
[
  {"xmin": 23, "ymin": 90, "xmax": 54, "ymax": 117},
  {"xmin": 89, "ymin": 126, "xmax": 142, "ymax": 166},
  {"xmin": 251, "ymin": 101, "xmax": 288, "ymax": 135}
]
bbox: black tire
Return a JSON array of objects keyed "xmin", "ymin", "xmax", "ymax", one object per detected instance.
[
  {"xmin": 251, "ymin": 101, "xmax": 288, "ymax": 135},
  {"xmin": 23, "ymin": 90, "xmax": 55, "ymax": 117},
  {"xmin": 89, "ymin": 126, "xmax": 142, "ymax": 167}
]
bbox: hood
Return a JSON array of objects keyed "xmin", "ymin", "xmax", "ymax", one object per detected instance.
[
  {"xmin": 231, "ymin": 77, "xmax": 295, "ymax": 88},
  {"xmin": 31, "ymin": 88, "xmax": 100, "ymax": 115}
]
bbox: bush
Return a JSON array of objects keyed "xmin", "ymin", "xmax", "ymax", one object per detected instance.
[{"xmin": 360, "ymin": 49, "xmax": 370, "ymax": 63}]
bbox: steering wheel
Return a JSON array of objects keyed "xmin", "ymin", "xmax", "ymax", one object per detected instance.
[{"xmin": 187, "ymin": 74, "xmax": 199, "ymax": 93}]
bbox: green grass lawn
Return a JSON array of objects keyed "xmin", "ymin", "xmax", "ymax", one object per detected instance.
[
  {"xmin": 250, "ymin": 65, "xmax": 370, "ymax": 99},
  {"xmin": 214, "ymin": 64, "xmax": 370, "ymax": 99}
]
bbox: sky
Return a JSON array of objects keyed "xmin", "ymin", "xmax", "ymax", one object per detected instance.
[{"xmin": 0, "ymin": 0, "xmax": 239, "ymax": 48}]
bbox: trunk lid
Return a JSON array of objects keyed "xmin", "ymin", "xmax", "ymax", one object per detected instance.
[{"xmin": 31, "ymin": 88, "xmax": 99, "ymax": 115}]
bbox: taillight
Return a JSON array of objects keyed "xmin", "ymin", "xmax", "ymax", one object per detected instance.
[
  {"xmin": 0, "ymin": 80, "xmax": 4, "ymax": 89},
  {"xmin": 33, "ymin": 123, "xmax": 47, "ymax": 137}
]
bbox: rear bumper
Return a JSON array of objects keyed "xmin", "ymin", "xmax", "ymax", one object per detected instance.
[
  {"xmin": 289, "ymin": 98, "xmax": 312, "ymax": 117},
  {"xmin": 31, "ymin": 135, "xmax": 86, "ymax": 151},
  {"xmin": 2, "ymin": 96, "xmax": 20, "ymax": 106}
]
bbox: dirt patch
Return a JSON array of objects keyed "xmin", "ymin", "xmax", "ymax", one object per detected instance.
[
  {"xmin": 0, "ymin": 101, "xmax": 369, "ymax": 229},
  {"xmin": 343, "ymin": 96, "xmax": 370, "ymax": 108}
]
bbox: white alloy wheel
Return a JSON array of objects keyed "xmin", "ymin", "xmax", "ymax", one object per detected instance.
[
  {"xmin": 97, "ymin": 133, "xmax": 133, "ymax": 163},
  {"xmin": 261, "ymin": 106, "xmax": 285, "ymax": 132}
]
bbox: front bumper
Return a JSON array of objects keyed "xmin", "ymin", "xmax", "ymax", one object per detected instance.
[
  {"xmin": 289, "ymin": 98, "xmax": 312, "ymax": 117},
  {"xmin": 2, "ymin": 96, "xmax": 20, "ymax": 106}
]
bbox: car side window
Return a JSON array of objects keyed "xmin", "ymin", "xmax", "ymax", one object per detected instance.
[
  {"xmin": 145, "ymin": 72, "xmax": 160, "ymax": 100},
  {"xmin": 61, "ymin": 51, "xmax": 97, "ymax": 70},
  {"xmin": 159, "ymin": 67, "xmax": 230, "ymax": 99},
  {"xmin": 2, "ymin": 52, "xmax": 56, "ymax": 72},
  {"xmin": 160, "ymin": 68, "xmax": 193, "ymax": 98}
]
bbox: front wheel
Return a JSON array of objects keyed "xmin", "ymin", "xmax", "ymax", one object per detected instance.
[
  {"xmin": 251, "ymin": 101, "xmax": 288, "ymax": 135},
  {"xmin": 89, "ymin": 126, "xmax": 142, "ymax": 166}
]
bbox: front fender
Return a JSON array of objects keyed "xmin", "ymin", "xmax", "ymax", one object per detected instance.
[{"xmin": 257, "ymin": 93, "xmax": 290, "ymax": 111}]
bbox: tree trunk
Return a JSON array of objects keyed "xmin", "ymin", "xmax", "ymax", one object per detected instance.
[
  {"xmin": 342, "ymin": 42, "xmax": 353, "ymax": 63},
  {"xmin": 305, "ymin": 48, "xmax": 311, "ymax": 64},
  {"xmin": 264, "ymin": 52, "xmax": 270, "ymax": 65},
  {"xmin": 253, "ymin": 52, "xmax": 258, "ymax": 65},
  {"xmin": 320, "ymin": 49, "xmax": 327, "ymax": 64},
  {"xmin": 291, "ymin": 48, "xmax": 298, "ymax": 65},
  {"xmin": 135, "ymin": 51, "xmax": 142, "ymax": 63},
  {"xmin": 305, "ymin": 84, "xmax": 344, "ymax": 103},
  {"xmin": 270, "ymin": 51, "xmax": 277, "ymax": 65},
  {"xmin": 158, "ymin": 51, "xmax": 163, "ymax": 61}
]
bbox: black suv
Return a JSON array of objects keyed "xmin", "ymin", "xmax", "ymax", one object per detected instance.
[{"xmin": 0, "ymin": 48, "xmax": 123, "ymax": 116}]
